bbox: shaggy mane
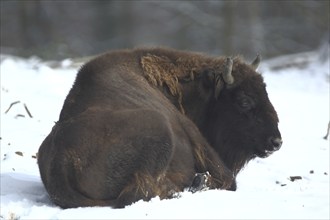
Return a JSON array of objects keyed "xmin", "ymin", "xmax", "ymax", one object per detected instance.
[{"xmin": 140, "ymin": 53, "xmax": 224, "ymax": 114}]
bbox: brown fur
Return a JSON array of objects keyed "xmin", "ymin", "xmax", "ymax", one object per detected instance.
[
  {"xmin": 38, "ymin": 47, "xmax": 281, "ymax": 209},
  {"xmin": 140, "ymin": 52, "xmax": 232, "ymax": 113},
  {"xmin": 141, "ymin": 54, "xmax": 185, "ymax": 113}
]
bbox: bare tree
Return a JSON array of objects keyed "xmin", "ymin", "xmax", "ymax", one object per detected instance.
[{"xmin": 1, "ymin": 1, "xmax": 328, "ymax": 59}]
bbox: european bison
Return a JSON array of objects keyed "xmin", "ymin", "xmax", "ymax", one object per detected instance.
[{"xmin": 38, "ymin": 47, "xmax": 282, "ymax": 208}]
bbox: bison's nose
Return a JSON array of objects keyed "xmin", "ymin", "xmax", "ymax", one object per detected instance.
[{"xmin": 269, "ymin": 137, "xmax": 282, "ymax": 151}]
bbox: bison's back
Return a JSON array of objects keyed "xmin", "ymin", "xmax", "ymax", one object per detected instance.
[{"xmin": 59, "ymin": 50, "xmax": 179, "ymax": 121}]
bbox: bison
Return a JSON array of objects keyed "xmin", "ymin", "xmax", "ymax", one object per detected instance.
[{"xmin": 38, "ymin": 47, "xmax": 282, "ymax": 208}]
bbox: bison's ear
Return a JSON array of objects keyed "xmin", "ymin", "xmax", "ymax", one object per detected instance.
[
  {"xmin": 200, "ymin": 70, "xmax": 221, "ymax": 100},
  {"xmin": 214, "ymin": 73, "xmax": 224, "ymax": 100}
]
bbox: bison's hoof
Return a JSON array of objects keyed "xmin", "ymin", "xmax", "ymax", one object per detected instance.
[
  {"xmin": 228, "ymin": 180, "xmax": 237, "ymax": 191},
  {"xmin": 189, "ymin": 173, "xmax": 209, "ymax": 193}
]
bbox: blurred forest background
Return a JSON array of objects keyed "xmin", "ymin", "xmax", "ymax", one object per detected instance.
[{"xmin": 1, "ymin": 0, "xmax": 329, "ymax": 60}]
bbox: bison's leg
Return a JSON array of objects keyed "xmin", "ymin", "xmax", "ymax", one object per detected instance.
[
  {"xmin": 103, "ymin": 140, "xmax": 176, "ymax": 208},
  {"xmin": 38, "ymin": 123, "xmax": 115, "ymax": 208},
  {"xmin": 79, "ymin": 108, "xmax": 196, "ymax": 207},
  {"xmin": 201, "ymin": 145, "xmax": 236, "ymax": 190},
  {"xmin": 103, "ymin": 109, "xmax": 201, "ymax": 207},
  {"xmin": 39, "ymin": 108, "xmax": 199, "ymax": 208},
  {"xmin": 38, "ymin": 108, "xmax": 179, "ymax": 208},
  {"xmin": 176, "ymin": 117, "xmax": 235, "ymax": 190},
  {"xmin": 188, "ymin": 172, "xmax": 236, "ymax": 192},
  {"xmin": 188, "ymin": 172, "xmax": 210, "ymax": 193},
  {"xmin": 188, "ymin": 172, "xmax": 236, "ymax": 193}
]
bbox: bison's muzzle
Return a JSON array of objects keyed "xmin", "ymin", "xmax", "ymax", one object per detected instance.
[{"xmin": 256, "ymin": 136, "xmax": 282, "ymax": 158}]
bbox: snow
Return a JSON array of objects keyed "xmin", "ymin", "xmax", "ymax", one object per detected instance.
[{"xmin": 1, "ymin": 51, "xmax": 329, "ymax": 219}]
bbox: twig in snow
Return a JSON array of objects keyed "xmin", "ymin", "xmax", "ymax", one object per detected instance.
[
  {"xmin": 24, "ymin": 103, "xmax": 33, "ymax": 118},
  {"xmin": 15, "ymin": 151, "xmax": 23, "ymax": 157},
  {"xmin": 4, "ymin": 101, "xmax": 20, "ymax": 114},
  {"xmin": 289, "ymin": 176, "xmax": 302, "ymax": 182},
  {"xmin": 323, "ymin": 121, "xmax": 330, "ymax": 140}
]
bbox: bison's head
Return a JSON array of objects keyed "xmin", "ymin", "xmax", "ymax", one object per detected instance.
[{"xmin": 203, "ymin": 56, "xmax": 282, "ymax": 175}]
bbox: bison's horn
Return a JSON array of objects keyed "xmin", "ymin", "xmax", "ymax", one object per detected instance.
[
  {"xmin": 223, "ymin": 57, "xmax": 234, "ymax": 84},
  {"xmin": 251, "ymin": 54, "xmax": 261, "ymax": 70},
  {"xmin": 214, "ymin": 57, "xmax": 234, "ymax": 100}
]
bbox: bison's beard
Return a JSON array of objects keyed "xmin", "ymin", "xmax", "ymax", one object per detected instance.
[
  {"xmin": 254, "ymin": 140, "xmax": 281, "ymax": 158},
  {"xmin": 218, "ymin": 140, "xmax": 278, "ymax": 176},
  {"xmin": 254, "ymin": 148, "xmax": 274, "ymax": 158},
  {"xmin": 218, "ymin": 144, "xmax": 256, "ymax": 176}
]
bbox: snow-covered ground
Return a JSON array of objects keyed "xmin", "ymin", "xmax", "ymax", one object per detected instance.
[{"xmin": 1, "ymin": 50, "xmax": 329, "ymax": 219}]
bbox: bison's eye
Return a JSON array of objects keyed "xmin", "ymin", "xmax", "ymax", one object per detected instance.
[{"xmin": 237, "ymin": 93, "xmax": 255, "ymax": 112}]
